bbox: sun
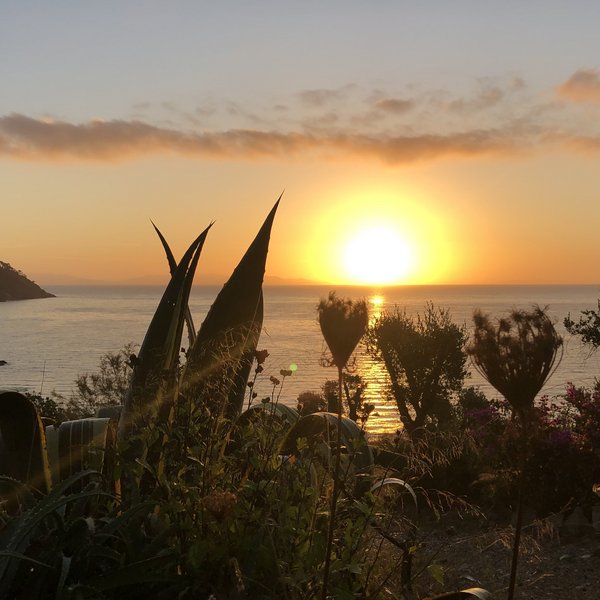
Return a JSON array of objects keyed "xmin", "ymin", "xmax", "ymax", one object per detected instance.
[{"xmin": 343, "ymin": 226, "xmax": 414, "ymax": 285}]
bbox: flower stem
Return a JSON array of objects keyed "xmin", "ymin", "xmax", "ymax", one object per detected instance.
[{"xmin": 322, "ymin": 365, "xmax": 344, "ymax": 600}]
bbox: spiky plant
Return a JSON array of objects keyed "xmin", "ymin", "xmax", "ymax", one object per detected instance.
[{"xmin": 468, "ymin": 305, "xmax": 562, "ymax": 600}]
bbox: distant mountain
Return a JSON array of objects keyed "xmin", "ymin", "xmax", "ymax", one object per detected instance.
[
  {"xmin": 30, "ymin": 271, "xmax": 320, "ymax": 287},
  {"xmin": 0, "ymin": 262, "xmax": 55, "ymax": 301}
]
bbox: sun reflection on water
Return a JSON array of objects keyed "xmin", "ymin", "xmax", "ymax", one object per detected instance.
[{"xmin": 351, "ymin": 293, "xmax": 402, "ymax": 436}]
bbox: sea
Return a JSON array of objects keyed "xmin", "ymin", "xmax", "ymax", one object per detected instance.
[{"xmin": 2, "ymin": 284, "xmax": 600, "ymax": 434}]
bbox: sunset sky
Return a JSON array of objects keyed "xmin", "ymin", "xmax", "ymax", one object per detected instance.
[{"xmin": 2, "ymin": 2, "xmax": 600, "ymax": 286}]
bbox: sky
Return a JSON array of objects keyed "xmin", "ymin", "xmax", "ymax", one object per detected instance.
[{"xmin": 2, "ymin": 1, "xmax": 600, "ymax": 286}]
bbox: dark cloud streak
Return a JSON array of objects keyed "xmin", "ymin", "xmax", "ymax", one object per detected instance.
[{"xmin": 0, "ymin": 113, "xmax": 535, "ymax": 165}]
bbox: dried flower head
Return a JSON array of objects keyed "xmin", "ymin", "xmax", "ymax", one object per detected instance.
[
  {"xmin": 468, "ymin": 306, "xmax": 562, "ymax": 421},
  {"xmin": 254, "ymin": 349, "xmax": 269, "ymax": 365},
  {"xmin": 318, "ymin": 291, "xmax": 368, "ymax": 369},
  {"xmin": 202, "ymin": 489, "xmax": 237, "ymax": 521}
]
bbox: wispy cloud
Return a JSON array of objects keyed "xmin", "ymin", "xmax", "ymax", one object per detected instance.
[
  {"xmin": 296, "ymin": 85, "xmax": 356, "ymax": 107},
  {"xmin": 3, "ymin": 72, "xmax": 600, "ymax": 165},
  {"xmin": 446, "ymin": 86, "xmax": 504, "ymax": 113},
  {"xmin": 557, "ymin": 69, "xmax": 600, "ymax": 103},
  {"xmin": 0, "ymin": 113, "xmax": 533, "ymax": 164},
  {"xmin": 374, "ymin": 98, "xmax": 414, "ymax": 114}
]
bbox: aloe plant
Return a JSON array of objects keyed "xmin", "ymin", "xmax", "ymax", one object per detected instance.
[
  {"xmin": 181, "ymin": 196, "xmax": 280, "ymax": 422},
  {"xmin": 117, "ymin": 224, "xmax": 211, "ymax": 464},
  {"xmin": 152, "ymin": 220, "xmax": 198, "ymax": 347}
]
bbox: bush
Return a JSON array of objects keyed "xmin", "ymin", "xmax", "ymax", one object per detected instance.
[{"xmin": 367, "ymin": 303, "xmax": 468, "ymax": 436}]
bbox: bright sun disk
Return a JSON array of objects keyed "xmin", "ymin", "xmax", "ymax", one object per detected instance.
[{"xmin": 343, "ymin": 226, "xmax": 413, "ymax": 285}]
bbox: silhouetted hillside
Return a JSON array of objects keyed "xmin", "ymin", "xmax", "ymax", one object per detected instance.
[{"xmin": 0, "ymin": 262, "xmax": 55, "ymax": 301}]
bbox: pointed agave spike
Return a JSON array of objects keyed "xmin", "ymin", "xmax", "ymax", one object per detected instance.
[
  {"xmin": 118, "ymin": 224, "xmax": 212, "ymax": 443},
  {"xmin": 151, "ymin": 220, "xmax": 178, "ymax": 275},
  {"xmin": 182, "ymin": 196, "xmax": 281, "ymax": 421},
  {"xmin": 151, "ymin": 220, "xmax": 200, "ymax": 347},
  {"xmin": 155, "ymin": 235, "xmax": 207, "ymax": 425}
]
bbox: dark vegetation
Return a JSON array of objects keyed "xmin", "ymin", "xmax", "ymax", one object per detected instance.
[
  {"xmin": 1, "ymin": 201, "xmax": 599, "ymax": 599},
  {"xmin": 0, "ymin": 261, "xmax": 54, "ymax": 302}
]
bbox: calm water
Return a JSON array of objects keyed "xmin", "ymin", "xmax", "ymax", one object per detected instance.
[{"xmin": 2, "ymin": 284, "xmax": 600, "ymax": 434}]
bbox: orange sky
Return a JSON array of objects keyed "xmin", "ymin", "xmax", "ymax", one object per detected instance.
[{"xmin": 3, "ymin": 4, "xmax": 600, "ymax": 286}]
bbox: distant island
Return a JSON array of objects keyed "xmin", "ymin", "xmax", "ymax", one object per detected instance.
[{"xmin": 0, "ymin": 262, "xmax": 55, "ymax": 301}]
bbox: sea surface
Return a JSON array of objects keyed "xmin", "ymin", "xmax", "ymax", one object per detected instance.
[{"xmin": 2, "ymin": 284, "xmax": 600, "ymax": 434}]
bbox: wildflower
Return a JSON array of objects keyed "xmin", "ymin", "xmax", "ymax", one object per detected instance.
[
  {"xmin": 280, "ymin": 368, "xmax": 293, "ymax": 377},
  {"xmin": 269, "ymin": 376, "xmax": 280, "ymax": 386},
  {"xmin": 254, "ymin": 349, "xmax": 269, "ymax": 365},
  {"xmin": 202, "ymin": 489, "xmax": 237, "ymax": 522}
]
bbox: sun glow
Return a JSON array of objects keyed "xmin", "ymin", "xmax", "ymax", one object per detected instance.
[{"xmin": 343, "ymin": 226, "xmax": 414, "ymax": 285}]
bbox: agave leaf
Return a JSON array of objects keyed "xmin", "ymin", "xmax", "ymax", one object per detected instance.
[
  {"xmin": 182, "ymin": 197, "xmax": 281, "ymax": 421},
  {"xmin": 0, "ymin": 551, "xmax": 52, "ymax": 568},
  {"xmin": 280, "ymin": 412, "xmax": 374, "ymax": 474},
  {"xmin": 242, "ymin": 402, "xmax": 300, "ymax": 428},
  {"xmin": 0, "ymin": 475, "xmax": 110, "ymax": 597},
  {"xmin": 152, "ymin": 220, "xmax": 197, "ymax": 347},
  {"xmin": 119, "ymin": 224, "xmax": 211, "ymax": 442},
  {"xmin": 426, "ymin": 589, "xmax": 492, "ymax": 600},
  {"xmin": 86, "ymin": 554, "xmax": 179, "ymax": 591},
  {"xmin": 0, "ymin": 391, "xmax": 52, "ymax": 494},
  {"xmin": 370, "ymin": 477, "xmax": 418, "ymax": 508}
]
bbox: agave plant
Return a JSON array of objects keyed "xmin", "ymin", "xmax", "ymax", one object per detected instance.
[{"xmin": 117, "ymin": 198, "xmax": 280, "ymax": 475}]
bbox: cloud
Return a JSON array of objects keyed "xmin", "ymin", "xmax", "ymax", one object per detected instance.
[
  {"xmin": 446, "ymin": 86, "xmax": 504, "ymax": 113},
  {"xmin": 557, "ymin": 69, "xmax": 600, "ymax": 103},
  {"xmin": 296, "ymin": 85, "xmax": 356, "ymax": 107},
  {"xmin": 374, "ymin": 98, "xmax": 414, "ymax": 114},
  {"xmin": 0, "ymin": 113, "xmax": 533, "ymax": 165}
]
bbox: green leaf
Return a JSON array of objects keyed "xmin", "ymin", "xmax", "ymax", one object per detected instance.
[
  {"xmin": 427, "ymin": 562, "xmax": 445, "ymax": 585},
  {"xmin": 182, "ymin": 196, "xmax": 281, "ymax": 421}
]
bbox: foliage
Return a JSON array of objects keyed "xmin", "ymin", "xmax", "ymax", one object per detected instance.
[
  {"xmin": 322, "ymin": 373, "xmax": 374, "ymax": 424},
  {"xmin": 469, "ymin": 306, "xmax": 562, "ymax": 423},
  {"xmin": 367, "ymin": 303, "xmax": 468, "ymax": 436},
  {"xmin": 72, "ymin": 343, "xmax": 136, "ymax": 412},
  {"xmin": 298, "ymin": 374, "xmax": 374, "ymax": 424},
  {"xmin": 458, "ymin": 384, "xmax": 600, "ymax": 516},
  {"xmin": 564, "ymin": 299, "xmax": 600, "ymax": 348},
  {"xmin": 26, "ymin": 392, "xmax": 89, "ymax": 425},
  {"xmin": 297, "ymin": 390, "xmax": 327, "ymax": 415},
  {"xmin": 23, "ymin": 345, "xmax": 137, "ymax": 426},
  {"xmin": 0, "ymin": 360, "xmax": 420, "ymax": 599}
]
